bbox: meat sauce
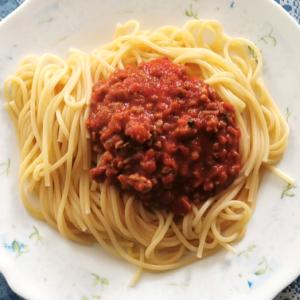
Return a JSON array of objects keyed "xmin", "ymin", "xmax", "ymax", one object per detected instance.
[{"xmin": 87, "ymin": 58, "xmax": 241, "ymax": 215}]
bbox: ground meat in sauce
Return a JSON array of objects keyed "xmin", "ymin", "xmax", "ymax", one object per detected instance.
[{"xmin": 86, "ymin": 58, "xmax": 241, "ymax": 215}]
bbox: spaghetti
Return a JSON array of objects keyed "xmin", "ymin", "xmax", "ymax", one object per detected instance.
[{"xmin": 3, "ymin": 19, "xmax": 290, "ymax": 279}]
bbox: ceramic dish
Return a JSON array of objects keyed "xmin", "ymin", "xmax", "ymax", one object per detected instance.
[{"xmin": 0, "ymin": 0, "xmax": 300, "ymax": 299}]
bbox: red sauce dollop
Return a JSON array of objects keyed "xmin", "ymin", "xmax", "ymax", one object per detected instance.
[{"xmin": 87, "ymin": 58, "xmax": 241, "ymax": 215}]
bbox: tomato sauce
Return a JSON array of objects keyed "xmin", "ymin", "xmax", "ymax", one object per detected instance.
[{"xmin": 87, "ymin": 58, "xmax": 241, "ymax": 215}]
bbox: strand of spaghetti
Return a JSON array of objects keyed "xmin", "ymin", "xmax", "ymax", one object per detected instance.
[
  {"xmin": 265, "ymin": 165, "xmax": 294, "ymax": 184},
  {"xmin": 124, "ymin": 197, "xmax": 151, "ymax": 246},
  {"xmin": 197, "ymin": 181, "xmax": 244, "ymax": 257},
  {"xmin": 192, "ymin": 197, "xmax": 215, "ymax": 228},
  {"xmin": 56, "ymin": 111, "xmax": 81, "ymax": 240},
  {"xmin": 130, "ymin": 247, "xmax": 145, "ymax": 288},
  {"xmin": 182, "ymin": 212, "xmax": 197, "ymax": 239},
  {"xmin": 108, "ymin": 187, "xmax": 133, "ymax": 239},
  {"xmin": 171, "ymin": 222, "xmax": 198, "ymax": 252},
  {"xmin": 150, "ymin": 245, "xmax": 186, "ymax": 265},
  {"xmin": 145, "ymin": 213, "xmax": 173, "ymax": 259}
]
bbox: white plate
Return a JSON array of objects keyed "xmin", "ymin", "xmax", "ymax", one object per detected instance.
[{"xmin": 0, "ymin": 0, "xmax": 300, "ymax": 299}]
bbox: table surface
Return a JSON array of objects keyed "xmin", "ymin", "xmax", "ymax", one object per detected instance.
[{"xmin": 0, "ymin": 0, "xmax": 300, "ymax": 299}]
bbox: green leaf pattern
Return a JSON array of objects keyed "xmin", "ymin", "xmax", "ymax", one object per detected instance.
[
  {"xmin": 0, "ymin": 158, "xmax": 11, "ymax": 176},
  {"xmin": 281, "ymin": 183, "xmax": 296, "ymax": 199},
  {"xmin": 29, "ymin": 226, "xmax": 42, "ymax": 242}
]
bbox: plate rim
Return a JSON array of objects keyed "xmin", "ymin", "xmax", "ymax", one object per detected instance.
[{"xmin": 0, "ymin": 0, "xmax": 300, "ymax": 299}]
